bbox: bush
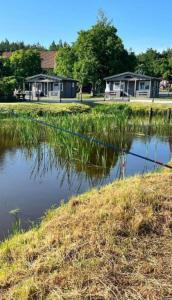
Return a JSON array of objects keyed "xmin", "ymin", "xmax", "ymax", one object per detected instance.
[{"xmin": 0, "ymin": 76, "xmax": 17, "ymax": 99}]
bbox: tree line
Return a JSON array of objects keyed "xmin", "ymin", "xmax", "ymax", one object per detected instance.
[
  {"xmin": 0, "ymin": 39, "xmax": 68, "ymax": 52},
  {"xmin": 1, "ymin": 12, "xmax": 172, "ymax": 98}
]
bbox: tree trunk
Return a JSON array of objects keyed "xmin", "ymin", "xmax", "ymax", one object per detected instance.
[
  {"xmin": 90, "ymin": 83, "xmax": 96, "ymax": 97},
  {"xmin": 80, "ymin": 85, "xmax": 83, "ymax": 102}
]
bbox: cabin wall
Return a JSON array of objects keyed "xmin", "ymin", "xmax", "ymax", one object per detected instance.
[
  {"xmin": 150, "ymin": 80, "xmax": 160, "ymax": 98},
  {"xmin": 105, "ymin": 79, "xmax": 160, "ymax": 98},
  {"xmin": 63, "ymin": 81, "xmax": 76, "ymax": 98}
]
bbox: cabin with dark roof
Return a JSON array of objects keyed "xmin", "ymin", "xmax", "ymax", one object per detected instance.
[
  {"xmin": 104, "ymin": 72, "xmax": 161, "ymax": 99},
  {"xmin": 25, "ymin": 74, "xmax": 77, "ymax": 99}
]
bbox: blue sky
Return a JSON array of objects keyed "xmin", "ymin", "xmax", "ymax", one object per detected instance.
[{"xmin": 0, "ymin": 0, "xmax": 172, "ymax": 53}]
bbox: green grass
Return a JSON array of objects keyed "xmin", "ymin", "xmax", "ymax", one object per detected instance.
[
  {"xmin": 0, "ymin": 102, "xmax": 90, "ymax": 116},
  {"xmin": 0, "ymin": 169, "xmax": 172, "ymax": 299},
  {"xmin": 92, "ymin": 102, "xmax": 172, "ymax": 116},
  {"xmin": 1, "ymin": 101, "xmax": 172, "ymax": 118}
]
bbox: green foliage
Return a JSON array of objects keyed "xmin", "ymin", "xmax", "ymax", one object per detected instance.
[
  {"xmin": 0, "ymin": 76, "xmax": 17, "ymax": 97},
  {"xmin": 10, "ymin": 49, "xmax": 42, "ymax": 78},
  {"xmin": 73, "ymin": 12, "xmax": 136, "ymax": 88},
  {"xmin": 136, "ymin": 48, "xmax": 172, "ymax": 79},
  {"xmin": 55, "ymin": 11, "xmax": 137, "ymax": 91},
  {"xmin": 9, "ymin": 209, "xmax": 22, "ymax": 236},
  {"xmin": 55, "ymin": 45, "xmax": 76, "ymax": 77},
  {"xmin": 0, "ymin": 57, "xmax": 12, "ymax": 78},
  {"xmin": 49, "ymin": 39, "xmax": 68, "ymax": 51},
  {"xmin": 0, "ymin": 103, "xmax": 90, "ymax": 115},
  {"xmin": 0, "ymin": 38, "xmax": 45, "ymax": 51},
  {"xmin": 93, "ymin": 103, "xmax": 133, "ymax": 116}
]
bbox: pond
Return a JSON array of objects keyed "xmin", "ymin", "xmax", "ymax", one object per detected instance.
[{"xmin": 0, "ymin": 114, "xmax": 171, "ymax": 239}]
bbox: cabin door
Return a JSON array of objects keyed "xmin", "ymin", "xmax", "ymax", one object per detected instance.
[{"xmin": 128, "ymin": 82, "xmax": 135, "ymax": 96}]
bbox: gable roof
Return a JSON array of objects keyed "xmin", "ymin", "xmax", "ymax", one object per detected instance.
[
  {"xmin": 104, "ymin": 72, "xmax": 161, "ymax": 81},
  {"xmin": 2, "ymin": 51, "xmax": 11, "ymax": 59},
  {"xmin": 25, "ymin": 74, "xmax": 77, "ymax": 82},
  {"xmin": 2, "ymin": 51, "xmax": 56, "ymax": 70},
  {"xmin": 40, "ymin": 51, "xmax": 56, "ymax": 69}
]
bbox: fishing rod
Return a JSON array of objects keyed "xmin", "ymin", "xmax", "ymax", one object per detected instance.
[{"xmin": 26, "ymin": 116, "xmax": 172, "ymax": 170}]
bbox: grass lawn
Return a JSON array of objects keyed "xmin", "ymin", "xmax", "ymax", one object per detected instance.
[
  {"xmin": 0, "ymin": 168, "xmax": 171, "ymax": 299},
  {"xmin": 1, "ymin": 100, "xmax": 172, "ymax": 116},
  {"xmin": 91, "ymin": 101, "xmax": 172, "ymax": 115},
  {"xmin": 0, "ymin": 102, "xmax": 90, "ymax": 116}
]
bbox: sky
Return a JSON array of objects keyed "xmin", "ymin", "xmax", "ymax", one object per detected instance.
[{"xmin": 0, "ymin": 0, "xmax": 172, "ymax": 53}]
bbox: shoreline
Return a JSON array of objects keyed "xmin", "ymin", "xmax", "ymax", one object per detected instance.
[{"xmin": 0, "ymin": 167, "xmax": 171, "ymax": 299}]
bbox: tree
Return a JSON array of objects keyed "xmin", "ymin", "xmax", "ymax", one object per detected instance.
[
  {"xmin": 0, "ymin": 76, "xmax": 17, "ymax": 97},
  {"xmin": 0, "ymin": 57, "xmax": 12, "ymax": 78},
  {"xmin": 0, "ymin": 39, "xmax": 45, "ymax": 52},
  {"xmin": 136, "ymin": 49, "xmax": 160, "ymax": 76},
  {"xmin": 10, "ymin": 49, "xmax": 42, "ymax": 78},
  {"xmin": 55, "ymin": 11, "xmax": 137, "ymax": 94},
  {"xmin": 74, "ymin": 11, "xmax": 136, "ymax": 93},
  {"xmin": 49, "ymin": 40, "xmax": 68, "ymax": 51},
  {"xmin": 49, "ymin": 41, "xmax": 57, "ymax": 51},
  {"xmin": 135, "ymin": 48, "xmax": 172, "ymax": 79},
  {"xmin": 55, "ymin": 45, "xmax": 76, "ymax": 77}
]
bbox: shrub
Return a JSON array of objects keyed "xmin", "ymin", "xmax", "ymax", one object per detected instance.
[{"xmin": 0, "ymin": 76, "xmax": 17, "ymax": 99}]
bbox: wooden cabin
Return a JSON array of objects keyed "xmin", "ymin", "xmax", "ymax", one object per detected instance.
[
  {"xmin": 104, "ymin": 72, "xmax": 161, "ymax": 100},
  {"xmin": 25, "ymin": 74, "xmax": 77, "ymax": 99}
]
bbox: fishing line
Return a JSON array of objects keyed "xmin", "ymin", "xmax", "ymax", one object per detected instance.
[
  {"xmin": 27, "ymin": 116, "xmax": 172, "ymax": 170},
  {"xmin": 1, "ymin": 110, "xmax": 172, "ymax": 170}
]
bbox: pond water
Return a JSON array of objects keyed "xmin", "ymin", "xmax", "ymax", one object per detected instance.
[{"xmin": 0, "ymin": 116, "xmax": 172, "ymax": 239}]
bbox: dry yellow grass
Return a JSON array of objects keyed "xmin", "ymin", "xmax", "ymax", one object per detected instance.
[{"xmin": 0, "ymin": 170, "xmax": 172, "ymax": 299}]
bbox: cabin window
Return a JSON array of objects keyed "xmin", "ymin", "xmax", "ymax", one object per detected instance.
[
  {"xmin": 113, "ymin": 82, "xmax": 120, "ymax": 90},
  {"xmin": 145, "ymin": 82, "xmax": 150, "ymax": 90},
  {"xmin": 139, "ymin": 81, "xmax": 150, "ymax": 90},
  {"xmin": 54, "ymin": 83, "xmax": 59, "ymax": 91},
  {"xmin": 72, "ymin": 82, "xmax": 75, "ymax": 88},
  {"xmin": 140, "ymin": 82, "xmax": 145, "ymax": 90}
]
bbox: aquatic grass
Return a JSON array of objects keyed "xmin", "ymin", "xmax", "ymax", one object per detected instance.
[
  {"xmin": 93, "ymin": 102, "xmax": 172, "ymax": 117},
  {"xmin": 9, "ymin": 209, "xmax": 22, "ymax": 237},
  {"xmin": 0, "ymin": 112, "xmax": 171, "ymax": 179}
]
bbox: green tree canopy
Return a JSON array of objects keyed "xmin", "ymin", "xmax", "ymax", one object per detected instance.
[
  {"xmin": 74, "ymin": 12, "xmax": 137, "ymax": 90},
  {"xmin": 55, "ymin": 45, "xmax": 76, "ymax": 78},
  {"xmin": 49, "ymin": 40, "xmax": 68, "ymax": 51},
  {"xmin": 55, "ymin": 11, "xmax": 137, "ymax": 92},
  {"xmin": 0, "ymin": 39, "xmax": 45, "ymax": 52},
  {"xmin": 136, "ymin": 48, "xmax": 172, "ymax": 79},
  {"xmin": 0, "ymin": 57, "xmax": 12, "ymax": 78},
  {"xmin": 10, "ymin": 49, "xmax": 42, "ymax": 78},
  {"xmin": 0, "ymin": 76, "xmax": 17, "ymax": 97}
]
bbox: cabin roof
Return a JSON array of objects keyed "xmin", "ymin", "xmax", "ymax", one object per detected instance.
[
  {"xmin": 25, "ymin": 73, "xmax": 77, "ymax": 82},
  {"xmin": 40, "ymin": 51, "xmax": 56, "ymax": 69},
  {"xmin": 104, "ymin": 72, "xmax": 161, "ymax": 81},
  {"xmin": 2, "ymin": 51, "xmax": 56, "ymax": 70}
]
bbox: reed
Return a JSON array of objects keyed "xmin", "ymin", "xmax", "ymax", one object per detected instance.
[{"xmin": 0, "ymin": 112, "xmax": 171, "ymax": 180}]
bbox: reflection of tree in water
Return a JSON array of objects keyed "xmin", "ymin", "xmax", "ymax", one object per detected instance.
[{"xmin": 29, "ymin": 130, "xmax": 134, "ymax": 185}]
